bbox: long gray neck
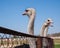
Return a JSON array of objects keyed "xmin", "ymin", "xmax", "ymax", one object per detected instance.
[
  {"xmin": 27, "ymin": 15, "xmax": 35, "ymax": 35},
  {"xmin": 40, "ymin": 23, "xmax": 49, "ymax": 36},
  {"xmin": 40, "ymin": 24, "xmax": 46, "ymax": 36}
]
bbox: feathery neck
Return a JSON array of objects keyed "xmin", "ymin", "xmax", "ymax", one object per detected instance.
[
  {"xmin": 40, "ymin": 23, "xmax": 49, "ymax": 36},
  {"xmin": 27, "ymin": 15, "xmax": 35, "ymax": 35}
]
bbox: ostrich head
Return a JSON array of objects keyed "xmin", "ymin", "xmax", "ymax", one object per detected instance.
[
  {"xmin": 45, "ymin": 18, "xmax": 53, "ymax": 27},
  {"xmin": 22, "ymin": 8, "xmax": 36, "ymax": 18}
]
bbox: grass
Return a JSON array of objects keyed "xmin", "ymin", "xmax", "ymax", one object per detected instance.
[
  {"xmin": 54, "ymin": 39, "xmax": 60, "ymax": 48},
  {"xmin": 54, "ymin": 44, "xmax": 60, "ymax": 48}
]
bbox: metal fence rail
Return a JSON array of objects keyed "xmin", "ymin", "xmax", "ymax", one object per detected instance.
[{"xmin": 0, "ymin": 27, "xmax": 54, "ymax": 48}]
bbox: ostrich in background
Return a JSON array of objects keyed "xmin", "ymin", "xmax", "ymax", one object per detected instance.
[
  {"xmin": 22, "ymin": 8, "xmax": 36, "ymax": 48},
  {"xmin": 40, "ymin": 18, "xmax": 53, "ymax": 37},
  {"xmin": 39, "ymin": 18, "xmax": 53, "ymax": 48}
]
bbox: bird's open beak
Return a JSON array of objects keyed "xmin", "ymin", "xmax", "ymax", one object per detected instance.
[
  {"xmin": 22, "ymin": 12, "xmax": 26, "ymax": 15},
  {"xmin": 51, "ymin": 21, "xmax": 53, "ymax": 23},
  {"xmin": 50, "ymin": 22, "xmax": 53, "ymax": 27}
]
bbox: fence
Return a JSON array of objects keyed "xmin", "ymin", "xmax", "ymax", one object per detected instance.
[{"xmin": 0, "ymin": 27, "xmax": 54, "ymax": 48}]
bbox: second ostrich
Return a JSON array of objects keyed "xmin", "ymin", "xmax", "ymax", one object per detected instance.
[
  {"xmin": 40, "ymin": 18, "xmax": 53, "ymax": 48},
  {"xmin": 40, "ymin": 18, "xmax": 53, "ymax": 37},
  {"xmin": 22, "ymin": 8, "xmax": 36, "ymax": 48}
]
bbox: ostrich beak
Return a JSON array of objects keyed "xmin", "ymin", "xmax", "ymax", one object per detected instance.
[
  {"xmin": 51, "ymin": 20, "xmax": 53, "ymax": 23},
  {"xmin": 50, "ymin": 22, "xmax": 54, "ymax": 27},
  {"xmin": 22, "ymin": 12, "xmax": 26, "ymax": 15},
  {"xmin": 50, "ymin": 24, "xmax": 53, "ymax": 27}
]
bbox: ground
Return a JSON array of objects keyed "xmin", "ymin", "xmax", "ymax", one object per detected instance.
[
  {"xmin": 54, "ymin": 44, "xmax": 60, "ymax": 48},
  {"xmin": 54, "ymin": 39, "xmax": 60, "ymax": 48}
]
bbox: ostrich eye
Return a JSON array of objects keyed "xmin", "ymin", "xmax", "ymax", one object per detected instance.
[
  {"xmin": 48, "ymin": 20, "xmax": 50, "ymax": 21},
  {"xmin": 25, "ymin": 10, "xmax": 29, "ymax": 12}
]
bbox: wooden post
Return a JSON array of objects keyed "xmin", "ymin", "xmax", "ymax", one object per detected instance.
[{"xmin": 36, "ymin": 38, "xmax": 42, "ymax": 48}]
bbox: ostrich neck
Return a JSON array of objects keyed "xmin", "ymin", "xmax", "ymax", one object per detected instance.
[
  {"xmin": 27, "ymin": 15, "xmax": 35, "ymax": 35},
  {"xmin": 40, "ymin": 23, "xmax": 49, "ymax": 36},
  {"xmin": 40, "ymin": 24, "xmax": 46, "ymax": 36}
]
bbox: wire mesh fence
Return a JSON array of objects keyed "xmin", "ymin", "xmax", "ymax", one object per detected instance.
[
  {"xmin": 0, "ymin": 27, "xmax": 54, "ymax": 48},
  {"xmin": 0, "ymin": 35, "xmax": 28, "ymax": 48}
]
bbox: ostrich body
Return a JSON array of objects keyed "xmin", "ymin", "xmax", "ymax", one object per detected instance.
[
  {"xmin": 40, "ymin": 18, "xmax": 53, "ymax": 37},
  {"xmin": 22, "ymin": 8, "xmax": 36, "ymax": 48}
]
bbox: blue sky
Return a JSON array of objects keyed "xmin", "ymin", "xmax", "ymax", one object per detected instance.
[{"xmin": 0, "ymin": 0, "xmax": 60, "ymax": 35}]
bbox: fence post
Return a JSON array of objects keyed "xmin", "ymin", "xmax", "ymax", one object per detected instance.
[
  {"xmin": 48, "ymin": 38, "xmax": 54, "ymax": 48},
  {"xmin": 36, "ymin": 38, "xmax": 42, "ymax": 48}
]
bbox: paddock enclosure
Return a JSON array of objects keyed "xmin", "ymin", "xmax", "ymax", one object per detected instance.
[{"xmin": 0, "ymin": 27, "xmax": 54, "ymax": 48}]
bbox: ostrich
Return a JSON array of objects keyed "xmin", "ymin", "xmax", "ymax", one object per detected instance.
[
  {"xmin": 22, "ymin": 8, "xmax": 36, "ymax": 48},
  {"xmin": 40, "ymin": 18, "xmax": 53, "ymax": 48},
  {"xmin": 40, "ymin": 18, "xmax": 53, "ymax": 37}
]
